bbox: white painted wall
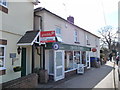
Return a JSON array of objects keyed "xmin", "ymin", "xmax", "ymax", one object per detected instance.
[
  {"xmin": 0, "ymin": 2, "xmax": 34, "ymax": 83},
  {"xmin": 2, "ymin": 2, "xmax": 33, "ymax": 35},
  {"xmin": 35, "ymin": 10, "xmax": 100, "ymax": 58},
  {"xmin": 34, "ymin": 48, "xmax": 40, "ymax": 69},
  {"xmin": 26, "ymin": 46, "xmax": 32, "ymax": 75},
  {"xmin": 0, "ymin": 31, "xmax": 22, "ymax": 83}
]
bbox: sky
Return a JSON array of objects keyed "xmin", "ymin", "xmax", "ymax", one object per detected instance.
[{"xmin": 35, "ymin": 0, "xmax": 119, "ymax": 36}]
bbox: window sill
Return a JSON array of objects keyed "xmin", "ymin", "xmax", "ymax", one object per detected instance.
[
  {"xmin": 0, "ymin": 5, "xmax": 8, "ymax": 14},
  {"xmin": 0, "ymin": 67, "xmax": 6, "ymax": 76},
  {"xmin": 65, "ymin": 68, "xmax": 77, "ymax": 73},
  {"xmin": 74, "ymin": 42, "xmax": 80, "ymax": 44},
  {"xmin": 87, "ymin": 44, "xmax": 90, "ymax": 45}
]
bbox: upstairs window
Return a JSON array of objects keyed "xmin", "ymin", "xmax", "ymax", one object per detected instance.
[
  {"xmin": 86, "ymin": 34, "xmax": 90, "ymax": 45},
  {"xmin": 74, "ymin": 30, "xmax": 79, "ymax": 43},
  {"xmin": 0, "ymin": 45, "xmax": 5, "ymax": 68},
  {"xmin": 95, "ymin": 38, "xmax": 98, "ymax": 47},
  {"xmin": 55, "ymin": 27, "xmax": 61, "ymax": 35},
  {"xmin": 55, "ymin": 26, "xmax": 63, "ymax": 42},
  {"xmin": 0, "ymin": 0, "xmax": 7, "ymax": 8}
]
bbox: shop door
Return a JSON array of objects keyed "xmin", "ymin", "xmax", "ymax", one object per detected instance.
[
  {"xmin": 86, "ymin": 51, "xmax": 90, "ymax": 69},
  {"xmin": 21, "ymin": 48, "xmax": 26, "ymax": 77},
  {"xmin": 54, "ymin": 50, "xmax": 64, "ymax": 81}
]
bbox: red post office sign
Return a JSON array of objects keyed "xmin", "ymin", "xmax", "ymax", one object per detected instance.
[
  {"xmin": 92, "ymin": 48, "xmax": 97, "ymax": 52},
  {"xmin": 40, "ymin": 31, "xmax": 55, "ymax": 37}
]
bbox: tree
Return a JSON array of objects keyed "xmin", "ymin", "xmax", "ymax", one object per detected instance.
[{"xmin": 98, "ymin": 25, "xmax": 117, "ymax": 52}]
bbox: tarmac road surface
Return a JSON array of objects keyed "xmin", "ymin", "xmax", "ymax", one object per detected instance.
[
  {"xmin": 37, "ymin": 61, "xmax": 118, "ymax": 89},
  {"xmin": 53, "ymin": 61, "xmax": 115, "ymax": 88}
]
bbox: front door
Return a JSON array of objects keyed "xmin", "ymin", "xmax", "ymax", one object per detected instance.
[
  {"xmin": 21, "ymin": 48, "xmax": 26, "ymax": 77},
  {"xmin": 86, "ymin": 51, "xmax": 90, "ymax": 69},
  {"xmin": 54, "ymin": 50, "xmax": 64, "ymax": 81}
]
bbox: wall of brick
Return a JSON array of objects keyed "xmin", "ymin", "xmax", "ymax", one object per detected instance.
[
  {"xmin": 1, "ymin": 73, "xmax": 38, "ymax": 88},
  {"xmin": 65, "ymin": 70, "xmax": 77, "ymax": 78}
]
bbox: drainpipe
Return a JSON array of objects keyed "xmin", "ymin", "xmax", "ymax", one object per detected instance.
[
  {"xmin": 43, "ymin": 45, "xmax": 45, "ymax": 70},
  {"xmin": 32, "ymin": 43, "xmax": 35, "ymax": 73},
  {"xmin": 34, "ymin": 14, "xmax": 45, "ymax": 70}
]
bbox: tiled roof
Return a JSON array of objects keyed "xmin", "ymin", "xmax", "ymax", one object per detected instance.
[{"xmin": 17, "ymin": 30, "xmax": 39, "ymax": 45}]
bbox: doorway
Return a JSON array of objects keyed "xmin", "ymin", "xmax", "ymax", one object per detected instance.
[
  {"xmin": 86, "ymin": 51, "xmax": 90, "ymax": 69},
  {"xmin": 54, "ymin": 50, "xmax": 64, "ymax": 81},
  {"xmin": 21, "ymin": 48, "xmax": 26, "ymax": 77}
]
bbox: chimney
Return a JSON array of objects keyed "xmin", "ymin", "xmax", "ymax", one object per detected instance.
[{"xmin": 67, "ymin": 16, "xmax": 74, "ymax": 24}]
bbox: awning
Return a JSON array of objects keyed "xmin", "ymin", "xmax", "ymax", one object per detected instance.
[
  {"xmin": 45, "ymin": 42, "xmax": 91, "ymax": 51},
  {"xmin": 17, "ymin": 30, "xmax": 40, "ymax": 46}
]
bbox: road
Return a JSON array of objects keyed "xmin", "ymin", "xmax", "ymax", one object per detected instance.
[
  {"xmin": 53, "ymin": 61, "xmax": 116, "ymax": 88},
  {"xmin": 37, "ymin": 61, "xmax": 119, "ymax": 89}
]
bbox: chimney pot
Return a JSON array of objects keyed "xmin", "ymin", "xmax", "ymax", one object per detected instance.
[{"xmin": 67, "ymin": 16, "xmax": 74, "ymax": 24}]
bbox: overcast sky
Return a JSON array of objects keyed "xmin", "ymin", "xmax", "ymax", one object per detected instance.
[{"xmin": 35, "ymin": 0, "xmax": 119, "ymax": 36}]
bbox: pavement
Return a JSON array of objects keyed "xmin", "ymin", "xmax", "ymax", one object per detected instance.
[
  {"xmin": 93, "ymin": 61, "xmax": 117, "ymax": 89},
  {"xmin": 37, "ymin": 61, "xmax": 118, "ymax": 89}
]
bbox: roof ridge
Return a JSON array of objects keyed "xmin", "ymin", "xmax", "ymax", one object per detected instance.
[{"xmin": 34, "ymin": 7, "xmax": 100, "ymax": 38}]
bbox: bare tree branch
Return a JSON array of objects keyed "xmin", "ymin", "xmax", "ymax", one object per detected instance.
[{"xmin": 98, "ymin": 25, "xmax": 117, "ymax": 52}]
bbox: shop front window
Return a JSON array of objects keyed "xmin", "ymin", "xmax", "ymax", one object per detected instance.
[
  {"xmin": 86, "ymin": 52, "xmax": 90, "ymax": 67},
  {"xmin": 81, "ymin": 51, "xmax": 86, "ymax": 66},
  {"xmin": 0, "ymin": 45, "xmax": 5, "ymax": 67},
  {"xmin": 64, "ymin": 51, "xmax": 73, "ymax": 71},
  {"xmin": 74, "ymin": 51, "xmax": 80, "ymax": 68}
]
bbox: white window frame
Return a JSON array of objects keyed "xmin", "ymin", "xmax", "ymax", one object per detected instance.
[
  {"xmin": 0, "ymin": 0, "xmax": 8, "ymax": 8},
  {"xmin": 55, "ymin": 26, "xmax": 63, "ymax": 42},
  {"xmin": 95, "ymin": 38, "xmax": 98, "ymax": 47},
  {"xmin": 64, "ymin": 51, "xmax": 74, "ymax": 71},
  {"xmin": 74, "ymin": 30, "xmax": 79, "ymax": 42},
  {"xmin": 55, "ymin": 26, "xmax": 61, "ymax": 36},
  {"xmin": 86, "ymin": 34, "xmax": 90, "ymax": 45},
  {"xmin": 73, "ymin": 51, "xmax": 81, "ymax": 68},
  {"xmin": 0, "ymin": 45, "xmax": 6, "ymax": 69}
]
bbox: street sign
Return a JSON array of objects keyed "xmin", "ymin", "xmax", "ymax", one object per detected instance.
[
  {"xmin": 40, "ymin": 37, "xmax": 56, "ymax": 43},
  {"xmin": 53, "ymin": 43, "xmax": 59, "ymax": 50},
  {"xmin": 40, "ymin": 31, "xmax": 55, "ymax": 37},
  {"xmin": 40, "ymin": 31, "xmax": 56, "ymax": 43},
  {"xmin": 77, "ymin": 64, "xmax": 84, "ymax": 74}
]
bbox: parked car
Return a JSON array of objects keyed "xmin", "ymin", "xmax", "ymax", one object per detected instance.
[{"xmin": 118, "ymin": 61, "xmax": 120, "ymax": 81}]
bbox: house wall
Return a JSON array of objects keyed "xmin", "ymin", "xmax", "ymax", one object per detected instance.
[
  {"xmin": 34, "ymin": 48, "xmax": 40, "ymax": 69},
  {"xmin": 0, "ymin": 31, "xmax": 21, "ymax": 83},
  {"xmin": 34, "ymin": 9, "xmax": 100, "ymax": 81},
  {"xmin": 26, "ymin": 46, "xmax": 32, "ymax": 75},
  {"xmin": 35, "ymin": 11, "xmax": 100, "ymax": 58},
  {"xmin": 35, "ymin": 11, "xmax": 86, "ymax": 46},
  {"xmin": 85, "ymin": 32, "xmax": 100, "ymax": 57},
  {"xmin": 2, "ymin": 2, "xmax": 33, "ymax": 35},
  {"xmin": 0, "ymin": 1, "xmax": 34, "ymax": 83}
]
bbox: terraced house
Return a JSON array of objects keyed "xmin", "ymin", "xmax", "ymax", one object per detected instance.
[
  {"xmin": 32, "ymin": 7, "xmax": 100, "ymax": 81},
  {"xmin": 0, "ymin": 0, "xmax": 39, "ymax": 83},
  {"xmin": 0, "ymin": 0, "xmax": 100, "ymax": 85}
]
